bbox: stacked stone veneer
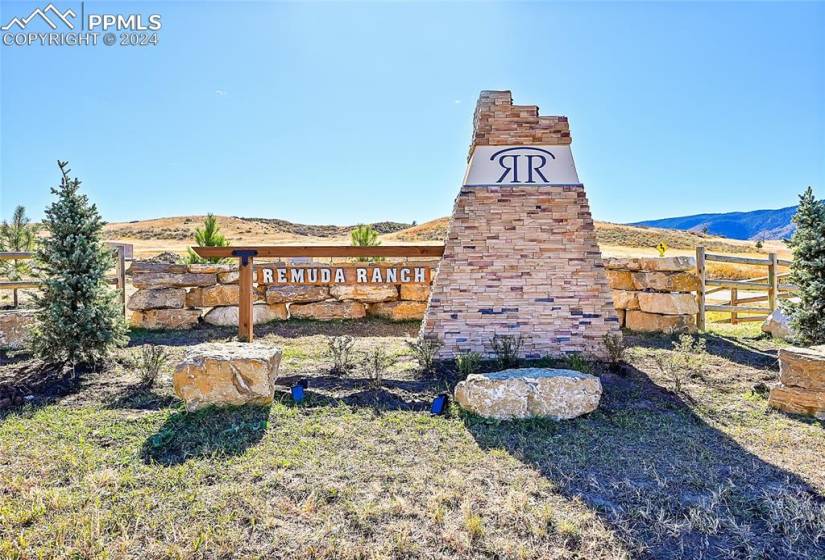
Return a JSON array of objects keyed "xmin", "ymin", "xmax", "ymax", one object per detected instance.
[
  {"xmin": 422, "ymin": 91, "xmax": 620, "ymax": 359},
  {"xmin": 127, "ymin": 262, "xmax": 431, "ymax": 329},
  {"xmin": 604, "ymin": 257, "xmax": 699, "ymax": 333}
]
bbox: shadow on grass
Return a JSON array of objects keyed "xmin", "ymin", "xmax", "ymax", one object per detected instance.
[
  {"xmin": 464, "ymin": 364, "xmax": 824, "ymax": 559},
  {"xmin": 275, "ymin": 373, "xmax": 443, "ymax": 412},
  {"xmin": 627, "ymin": 331, "xmax": 779, "ymax": 370},
  {"xmin": 106, "ymin": 384, "xmax": 179, "ymax": 411},
  {"xmin": 0, "ymin": 359, "xmax": 88, "ymax": 422},
  {"xmin": 128, "ymin": 318, "xmax": 421, "ymax": 347},
  {"xmin": 141, "ymin": 404, "xmax": 271, "ymax": 466}
]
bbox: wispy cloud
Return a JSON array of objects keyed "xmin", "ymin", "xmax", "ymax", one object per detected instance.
[{"xmin": 215, "ymin": 89, "xmax": 227, "ymax": 97}]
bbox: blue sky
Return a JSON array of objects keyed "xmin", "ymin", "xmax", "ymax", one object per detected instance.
[{"xmin": 1, "ymin": 1, "xmax": 823, "ymax": 225}]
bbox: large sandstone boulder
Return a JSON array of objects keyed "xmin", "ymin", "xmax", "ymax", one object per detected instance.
[
  {"xmin": 400, "ymin": 284, "xmax": 431, "ymax": 302},
  {"xmin": 625, "ymin": 310, "xmax": 696, "ymax": 333},
  {"xmin": 203, "ymin": 304, "xmax": 288, "ymax": 326},
  {"xmin": 611, "ymin": 290, "xmax": 640, "ymax": 310},
  {"xmin": 768, "ymin": 385, "xmax": 825, "ymax": 419},
  {"xmin": 187, "ymin": 284, "xmax": 240, "ymax": 307},
  {"xmin": 289, "ymin": 301, "xmax": 366, "ymax": 320},
  {"xmin": 778, "ymin": 347, "xmax": 825, "ymax": 391},
  {"xmin": 127, "ymin": 288, "xmax": 186, "ymax": 310},
  {"xmin": 606, "ymin": 270, "xmax": 634, "ymax": 291},
  {"xmin": 329, "ymin": 285, "xmax": 398, "ymax": 303},
  {"xmin": 762, "ymin": 308, "xmax": 792, "ymax": 339},
  {"xmin": 132, "ymin": 272, "xmax": 216, "ymax": 289},
  {"xmin": 265, "ymin": 285, "xmax": 329, "ymax": 304},
  {"xmin": 637, "ymin": 292, "xmax": 699, "ymax": 315},
  {"xmin": 130, "ymin": 309, "xmax": 202, "ymax": 330},
  {"xmin": 0, "ymin": 310, "xmax": 35, "ymax": 349},
  {"xmin": 454, "ymin": 368, "xmax": 601, "ymax": 420},
  {"xmin": 631, "ymin": 271, "xmax": 699, "ymax": 292},
  {"xmin": 367, "ymin": 301, "xmax": 427, "ymax": 321},
  {"xmin": 173, "ymin": 342, "xmax": 282, "ymax": 411}
]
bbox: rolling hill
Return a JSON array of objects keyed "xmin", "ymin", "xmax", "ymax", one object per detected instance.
[
  {"xmin": 103, "ymin": 215, "xmax": 785, "ymax": 261},
  {"xmin": 632, "ymin": 204, "xmax": 798, "ymax": 241}
]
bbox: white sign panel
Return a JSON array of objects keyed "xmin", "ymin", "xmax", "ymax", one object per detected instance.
[{"xmin": 463, "ymin": 145, "xmax": 580, "ymax": 187}]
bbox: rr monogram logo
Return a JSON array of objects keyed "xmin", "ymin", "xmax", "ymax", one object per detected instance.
[{"xmin": 490, "ymin": 147, "xmax": 556, "ymax": 184}]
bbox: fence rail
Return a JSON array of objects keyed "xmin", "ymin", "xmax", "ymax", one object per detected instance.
[
  {"xmin": 0, "ymin": 249, "xmax": 128, "ymax": 316},
  {"xmin": 696, "ymin": 247, "xmax": 796, "ymax": 330}
]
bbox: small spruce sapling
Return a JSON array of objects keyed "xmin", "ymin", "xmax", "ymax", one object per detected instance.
[{"xmin": 30, "ymin": 161, "xmax": 127, "ymax": 367}]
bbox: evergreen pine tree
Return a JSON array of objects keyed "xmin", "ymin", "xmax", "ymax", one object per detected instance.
[
  {"xmin": 186, "ymin": 213, "xmax": 230, "ymax": 264},
  {"xmin": 30, "ymin": 161, "xmax": 127, "ymax": 366},
  {"xmin": 782, "ymin": 186, "xmax": 825, "ymax": 345},
  {"xmin": 0, "ymin": 206, "xmax": 38, "ymax": 307},
  {"xmin": 350, "ymin": 224, "xmax": 382, "ymax": 262}
]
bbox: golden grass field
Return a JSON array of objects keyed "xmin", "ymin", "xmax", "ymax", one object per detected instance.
[{"xmin": 103, "ymin": 215, "xmax": 791, "ymax": 280}]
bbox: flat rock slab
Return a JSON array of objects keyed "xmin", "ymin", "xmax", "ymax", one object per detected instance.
[
  {"xmin": 604, "ymin": 257, "xmax": 695, "ymax": 272},
  {"xmin": 624, "ymin": 310, "xmax": 696, "ymax": 333},
  {"xmin": 127, "ymin": 288, "xmax": 187, "ymax": 311},
  {"xmin": 367, "ymin": 301, "xmax": 428, "ymax": 321},
  {"xmin": 454, "ymin": 368, "xmax": 602, "ymax": 420},
  {"xmin": 769, "ymin": 385, "xmax": 825, "ymax": 419},
  {"xmin": 203, "ymin": 304, "xmax": 288, "ymax": 326},
  {"xmin": 779, "ymin": 346, "xmax": 825, "ymax": 391},
  {"xmin": 173, "ymin": 342, "xmax": 282, "ymax": 411}
]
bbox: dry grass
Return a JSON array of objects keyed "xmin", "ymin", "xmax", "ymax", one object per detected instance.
[
  {"xmin": 0, "ymin": 322, "xmax": 822, "ymax": 559},
  {"xmin": 100, "ymin": 215, "xmax": 791, "ymax": 263}
]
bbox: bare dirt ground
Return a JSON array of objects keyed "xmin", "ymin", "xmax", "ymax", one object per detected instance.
[{"xmin": 0, "ymin": 320, "xmax": 822, "ymax": 559}]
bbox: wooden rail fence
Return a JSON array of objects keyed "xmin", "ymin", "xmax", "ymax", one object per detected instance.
[
  {"xmin": 695, "ymin": 247, "xmax": 795, "ymax": 330},
  {"xmin": 0, "ymin": 248, "xmax": 128, "ymax": 316}
]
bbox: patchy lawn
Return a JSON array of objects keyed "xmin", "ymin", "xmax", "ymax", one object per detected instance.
[{"xmin": 0, "ymin": 320, "xmax": 823, "ymax": 559}]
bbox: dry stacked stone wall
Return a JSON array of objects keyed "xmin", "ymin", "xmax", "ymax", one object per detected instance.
[
  {"xmin": 126, "ymin": 262, "xmax": 431, "ymax": 328},
  {"xmin": 604, "ymin": 256, "xmax": 699, "ymax": 333}
]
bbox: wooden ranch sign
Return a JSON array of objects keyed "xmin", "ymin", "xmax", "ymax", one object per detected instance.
[
  {"xmin": 192, "ymin": 245, "xmax": 444, "ymax": 341},
  {"xmin": 256, "ymin": 264, "xmax": 431, "ymax": 286}
]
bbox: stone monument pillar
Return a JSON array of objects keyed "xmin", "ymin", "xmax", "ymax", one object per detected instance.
[{"xmin": 421, "ymin": 91, "xmax": 619, "ymax": 359}]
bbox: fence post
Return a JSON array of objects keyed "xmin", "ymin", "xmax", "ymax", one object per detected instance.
[
  {"xmin": 696, "ymin": 246, "xmax": 706, "ymax": 331},
  {"xmin": 767, "ymin": 252, "xmax": 778, "ymax": 313},
  {"xmin": 116, "ymin": 246, "xmax": 126, "ymax": 318},
  {"xmin": 730, "ymin": 287, "xmax": 738, "ymax": 325}
]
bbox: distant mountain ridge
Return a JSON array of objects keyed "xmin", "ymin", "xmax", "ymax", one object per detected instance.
[{"xmin": 631, "ymin": 204, "xmax": 799, "ymax": 241}]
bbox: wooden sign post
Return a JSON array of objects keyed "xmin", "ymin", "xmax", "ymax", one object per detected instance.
[{"xmin": 191, "ymin": 245, "xmax": 444, "ymax": 342}]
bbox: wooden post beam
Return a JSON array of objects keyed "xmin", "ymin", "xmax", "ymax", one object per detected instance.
[
  {"xmin": 767, "ymin": 252, "xmax": 778, "ymax": 313},
  {"xmin": 696, "ymin": 246, "xmax": 706, "ymax": 331},
  {"xmin": 233, "ymin": 249, "xmax": 258, "ymax": 342},
  {"xmin": 192, "ymin": 245, "xmax": 444, "ymax": 259}
]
